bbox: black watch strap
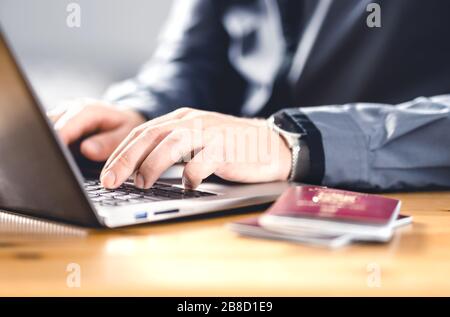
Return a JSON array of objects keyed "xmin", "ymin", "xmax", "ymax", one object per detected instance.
[
  {"xmin": 291, "ymin": 139, "xmax": 310, "ymax": 182},
  {"xmin": 283, "ymin": 109, "xmax": 325, "ymax": 184}
]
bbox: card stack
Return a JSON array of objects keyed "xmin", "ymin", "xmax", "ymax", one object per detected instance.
[{"xmin": 228, "ymin": 185, "xmax": 412, "ymax": 248}]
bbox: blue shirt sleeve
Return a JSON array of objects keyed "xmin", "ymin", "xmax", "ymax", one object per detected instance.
[{"xmin": 296, "ymin": 95, "xmax": 450, "ymax": 191}]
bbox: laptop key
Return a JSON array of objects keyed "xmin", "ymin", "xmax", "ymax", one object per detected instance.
[
  {"xmin": 100, "ymin": 193, "xmax": 118, "ymax": 198},
  {"xmin": 114, "ymin": 195, "xmax": 132, "ymax": 201},
  {"xmin": 100, "ymin": 199, "xmax": 119, "ymax": 205},
  {"xmin": 128, "ymin": 193, "xmax": 143, "ymax": 199}
]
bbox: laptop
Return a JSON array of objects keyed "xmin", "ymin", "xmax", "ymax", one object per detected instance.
[{"xmin": 0, "ymin": 30, "xmax": 288, "ymax": 228}]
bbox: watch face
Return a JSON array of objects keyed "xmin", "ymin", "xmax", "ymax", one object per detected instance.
[{"xmin": 274, "ymin": 113, "xmax": 305, "ymax": 135}]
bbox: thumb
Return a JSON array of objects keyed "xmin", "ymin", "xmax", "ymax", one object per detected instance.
[{"xmin": 80, "ymin": 127, "xmax": 128, "ymax": 162}]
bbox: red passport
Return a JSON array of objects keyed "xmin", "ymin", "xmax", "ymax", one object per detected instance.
[
  {"xmin": 264, "ymin": 186, "xmax": 400, "ymax": 225},
  {"xmin": 259, "ymin": 186, "xmax": 402, "ymax": 241}
]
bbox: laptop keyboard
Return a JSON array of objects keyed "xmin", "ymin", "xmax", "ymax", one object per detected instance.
[{"xmin": 84, "ymin": 179, "xmax": 216, "ymax": 207}]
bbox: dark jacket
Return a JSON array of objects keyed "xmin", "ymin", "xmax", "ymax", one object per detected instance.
[{"xmin": 105, "ymin": 0, "xmax": 450, "ymax": 190}]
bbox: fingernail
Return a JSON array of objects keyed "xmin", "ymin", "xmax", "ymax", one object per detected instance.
[
  {"xmin": 101, "ymin": 170, "xmax": 116, "ymax": 188},
  {"xmin": 182, "ymin": 177, "xmax": 193, "ymax": 189},
  {"xmin": 135, "ymin": 172, "xmax": 145, "ymax": 189},
  {"xmin": 83, "ymin": 140, "xmax": 102, "ymax": 155}
]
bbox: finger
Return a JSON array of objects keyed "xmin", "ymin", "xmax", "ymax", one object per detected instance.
[
  {"xmin": 54, "ymin": 107, "xmax": 101, "ymax": 144},
  {"xmin": 55, "ymin": 104, "xmax": 125, "ymax": 145},
  {"xmin": 182, "ymin": 139, "xmax": 224, "ymax": 189},
  {"xmin": 134, "ymin": 128, "xmax": 208, "ymax": 189},
  {"xmin": 100, "ymin": 123, "xmax": 179, "ymax": 188},
  {"xmin": 101, "ymin": 107, "xmax": 192, "ymax": 173},
  {"xmin": 100, "ymin": 113, "xmax": 202, "ymax": 184},
  {"xmin": 80, "ymin": 126, "xmax": 130, "ymax": 162},
  {"xmin": 48, "ymin": 98, "xmax": 96, "ymax": 125}
]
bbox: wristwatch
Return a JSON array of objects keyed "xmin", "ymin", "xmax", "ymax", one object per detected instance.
[{"xmin": 267, "ymin": 112, "xmax": 310, "ymax": 182}]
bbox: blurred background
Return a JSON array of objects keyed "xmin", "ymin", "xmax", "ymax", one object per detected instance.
[{"xmin": 0, "ymin": 0, "xmax": 173, "ymax": 110}]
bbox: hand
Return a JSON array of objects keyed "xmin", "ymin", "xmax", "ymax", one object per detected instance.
[
  {"xmin": 99, "ymin": 107, "xmax": 292, "ymax": 189},
  {"xmin": 48, "ymin": 99, "xmax": 146, "ymax": 161}
]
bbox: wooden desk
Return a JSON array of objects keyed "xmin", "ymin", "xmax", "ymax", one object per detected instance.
[{"xmin": 0, "ymin": 191, "xmax": 450, "ymax": 296}]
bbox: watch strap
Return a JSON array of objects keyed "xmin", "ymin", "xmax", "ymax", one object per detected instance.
[
  {"xmin": 282, "ymin": 109, "xmax": 325, "ymax": 184},
  {"xmin": 290, "ymin": 139, "xmax": 310, "ymax": 182}
]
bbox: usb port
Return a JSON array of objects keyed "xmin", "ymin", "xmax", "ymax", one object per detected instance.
[{"xmin": 134, "ymin": 211, "xmax": 148, "ymax": 219}]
